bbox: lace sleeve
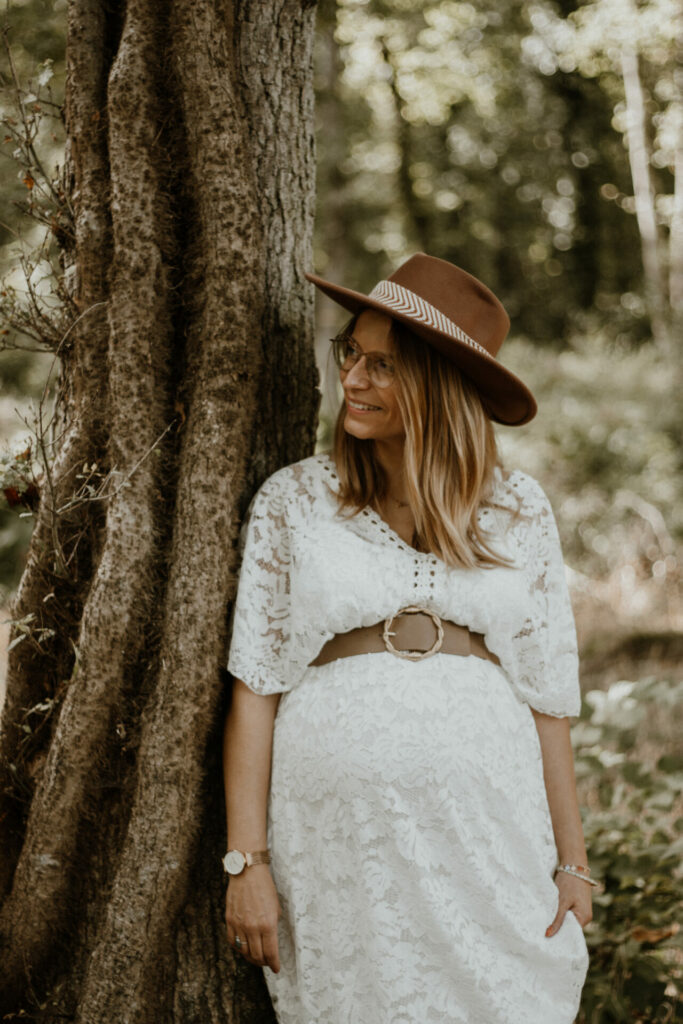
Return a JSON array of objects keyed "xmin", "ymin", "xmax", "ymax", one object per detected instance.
[
  {"xmin": 509, "ymin": 480, "xmax": 581, "ymax": 718},
  {"xmin": 227, "ymin": 474, "xmax": 293, "ymax": 696}
]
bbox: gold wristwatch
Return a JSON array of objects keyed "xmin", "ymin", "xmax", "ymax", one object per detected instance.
[{"xmin": 222, "ymin": 848, "xmax": 271, "ymax": 876}]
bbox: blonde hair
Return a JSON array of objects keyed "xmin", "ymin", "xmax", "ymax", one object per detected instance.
[{"xmin": 333, "ymin": 314, "xmax": 515, "ymax": 569}]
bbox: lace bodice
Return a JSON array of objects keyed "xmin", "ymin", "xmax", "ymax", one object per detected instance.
[{"xmin": 227, "ymin": 453, "xmax": 581, "ymax": 718}]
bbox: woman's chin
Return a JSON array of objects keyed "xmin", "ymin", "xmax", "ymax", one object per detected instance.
[{"xmin": 343, "ymin": 415, "xmax": 377, "ymax": 440}]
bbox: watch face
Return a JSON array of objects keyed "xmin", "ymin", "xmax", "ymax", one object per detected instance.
[{"xmin": 223, "ymin": 850, "xmax": 246, "ymax": 875}]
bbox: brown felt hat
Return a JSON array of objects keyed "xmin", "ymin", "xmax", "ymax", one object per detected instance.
[{"xmin": 306, "ymin": 252, "xmax": 537, "ymax": 426}]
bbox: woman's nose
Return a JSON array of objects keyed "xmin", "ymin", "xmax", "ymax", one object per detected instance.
[{"xmin": 343, "ymin": 356, "xmax": 370, "ymax": 387}]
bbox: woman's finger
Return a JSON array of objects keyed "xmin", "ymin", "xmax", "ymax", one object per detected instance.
[
  {"xmin": 245, "ymin": 929, "xmax": 265, "ymax": 966},
  {"xmin": 225, "ymin": 919, "xmax": 242, "ymax": 949},
  {"xmin": 262, "ymin": 926, "xmax": 281, "ymax": 973},
  {"xmin": 545, "ymin": 901, "xmax": 569, "ymax": 937}
]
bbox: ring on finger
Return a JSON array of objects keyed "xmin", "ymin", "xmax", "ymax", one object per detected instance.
[{"xmin": 235, "ymin": 935, "xmax": 248, "ymax": 950}]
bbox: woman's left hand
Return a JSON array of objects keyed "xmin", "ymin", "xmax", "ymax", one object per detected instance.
[{"xmin": 545, "ymin": 870, "xmax": 593, "ymax": 937}]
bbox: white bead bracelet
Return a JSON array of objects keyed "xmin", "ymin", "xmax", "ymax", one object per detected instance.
[{"xmin": 556, "ymin": 864, "xmax": 599, "ymax": 887}]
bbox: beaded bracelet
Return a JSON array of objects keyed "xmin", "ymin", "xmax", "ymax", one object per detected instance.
[{"xmin": 556, "ymin": 864, "xmax": 599, "ymax": 887}]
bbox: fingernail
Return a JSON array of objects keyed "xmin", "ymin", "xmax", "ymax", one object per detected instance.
[{"xmin": 545, "ymin": 926, "xmax": 552, "ymax": 937}]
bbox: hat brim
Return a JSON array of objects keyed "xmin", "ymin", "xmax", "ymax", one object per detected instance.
[{"xmin": 306, "ymin": 272, "xmax": 537, "ymax": 427}]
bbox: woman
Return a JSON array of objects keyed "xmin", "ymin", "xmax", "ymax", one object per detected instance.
[{"xmin": 222, "ymin": 253, "xmax": 595, "ymax": 1024}]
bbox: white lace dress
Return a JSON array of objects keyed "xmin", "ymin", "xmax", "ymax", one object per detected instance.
[{"xmin": 227, "ymin": 453, "xmax": 589, "ymax": 1024}]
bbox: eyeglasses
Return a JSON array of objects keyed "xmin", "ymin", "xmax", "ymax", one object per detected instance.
[{"xmin": 330, "ymin": 333, "xmax": 396, "ymax": 389}]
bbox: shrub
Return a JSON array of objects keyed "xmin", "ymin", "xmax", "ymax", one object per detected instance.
[{"xmin": 575, "ymin": 677, "xmax": 683, "ymax": 1022}]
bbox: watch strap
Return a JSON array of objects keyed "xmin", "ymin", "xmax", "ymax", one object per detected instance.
[{"xmin": 244, "ymin": 849, "xmax": 271, "ymax": 867}]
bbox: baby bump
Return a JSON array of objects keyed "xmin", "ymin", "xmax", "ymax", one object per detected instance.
[{"xmin": 271, "ymin": 652, "xmax": 547, "ymax": 808}]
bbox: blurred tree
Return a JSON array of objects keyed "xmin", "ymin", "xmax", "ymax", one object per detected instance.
[
  {"xmin": 523, "ymin": 0, "xmax": 682, "ymax": 347},
  {"xmin": 0, "ymin": 1, "xmax": 318, "ymax": 1021},
  {"xmin": 312, "ymin": 0, "xmax": 664, "ymax": 345}
]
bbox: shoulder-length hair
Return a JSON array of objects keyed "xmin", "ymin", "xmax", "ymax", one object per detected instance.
[{"xmin": 332, "ymin": 313, "xmax": 514, "ymax": 569}]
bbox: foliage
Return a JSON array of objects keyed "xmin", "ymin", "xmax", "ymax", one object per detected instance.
[
  {"xmin": 0, "ymin": 440, "xmax": 40, "ymax": 510},
  {"xmin": 0, "ymin": 16, "xmax": 73, "ymax": 602},
  {"xmin": 496, "ymin": 334, "xmax": 682, "ymax": 587},
  {"xmin": 575, "ymin": 677, "xmax": 683, "ymax": 1022},
  {"xmin": 0, "ymin": 3, "xmax": 67, "ymax": 262},
  {"xmin": 0, "ymin": 440, "xmax": 42, "ymax": 601},
  {"xmin": 0, "ymin": 38, "xmax": 71, "ymax": 355}
]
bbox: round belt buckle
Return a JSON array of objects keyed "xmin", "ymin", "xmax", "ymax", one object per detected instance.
[{"xmin": 383, "ymin": 606, "xmax": 444, "ymax": 661}]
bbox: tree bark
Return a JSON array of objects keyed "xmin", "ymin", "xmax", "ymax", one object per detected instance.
[{"xmin": 0, "ymin": 0, "xmax": 318, "ymax": 1020}]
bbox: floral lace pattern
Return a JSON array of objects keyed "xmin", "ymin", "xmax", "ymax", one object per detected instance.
[{"xmin": 227, "ymin": 454, "xmax": 588, "ymax": 1023}]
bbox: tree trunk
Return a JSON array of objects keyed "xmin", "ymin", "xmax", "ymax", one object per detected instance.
[
  {"xmin": 0, "ymin": 0, "xmax": 319, "ymax": 1020},
  {"xmin": 669, "ymin": 85, "xmax": 683, "ymax": 324},
  {"xmin": 381, "ymin": 42, "xmax": 432, "ymax": 255},
  {"xmin": 620, "ymin": 45, "xmax": 669, "ymax": 346}
]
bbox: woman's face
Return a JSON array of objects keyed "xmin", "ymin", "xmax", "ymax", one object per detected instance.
[{"xmin": 340, "ymin": 309, "xmax": 405, "ymax": 445}]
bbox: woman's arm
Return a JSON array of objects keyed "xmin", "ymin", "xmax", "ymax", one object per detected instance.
[
  {"xmin": 223, "ymin": 677, "xmax": 283, "ymax": 971},
  {"xmin": 530, "ymin": 709, "xmax": 594, "ymax": 937}
]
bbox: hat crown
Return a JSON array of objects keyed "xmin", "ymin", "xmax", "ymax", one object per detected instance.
[{"xmin": 387, "ymin": 253, "xmax": 510, "ymax": 357}]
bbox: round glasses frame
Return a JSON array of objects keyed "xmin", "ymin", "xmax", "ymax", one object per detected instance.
[{"xmin": 330, "ymin": 333, "xmax": 396, "ymax": 389}]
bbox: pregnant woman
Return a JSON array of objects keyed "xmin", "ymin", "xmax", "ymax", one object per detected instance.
[{"xmin": 222, "ymin": 253, "xmax": 594, "ymax": 1024}]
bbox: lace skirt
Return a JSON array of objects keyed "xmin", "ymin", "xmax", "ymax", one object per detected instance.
[{"xmin": 263, "ymin": 652, "xmax": 588, "ymax": 1024}]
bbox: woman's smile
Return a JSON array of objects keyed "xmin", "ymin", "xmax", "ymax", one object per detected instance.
[{"xmin": 345, "ymin": 396, "xmax": 382, "ymax": 413}]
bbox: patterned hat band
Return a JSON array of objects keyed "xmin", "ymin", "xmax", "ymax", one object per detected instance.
[{"xmin": 368, "ymin": 280, "xmax": 491, "ymax": 359}]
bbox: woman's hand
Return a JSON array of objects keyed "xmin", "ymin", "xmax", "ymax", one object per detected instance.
[
  {"xmin": 225, "ymin": 864, "xmax": 282, "ymax": 972},
  {"xmin": 545, "ymin": 870, "xmax": 593, "ymax": 937}
]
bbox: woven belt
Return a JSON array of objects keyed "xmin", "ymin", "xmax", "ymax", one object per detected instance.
[{"xmin": 309, "ymin": 606, "xmax": 500, "ymax": 667}]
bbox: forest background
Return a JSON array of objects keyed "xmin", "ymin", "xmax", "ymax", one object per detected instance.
[{"xmin": 0, "ymin": 0, "xmax": 681, "ymax": 1020}]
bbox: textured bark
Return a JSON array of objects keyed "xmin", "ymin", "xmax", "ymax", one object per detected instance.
[{"xmin": 0, "ymin": 0, "xmax": 318, "ymax": 1020}]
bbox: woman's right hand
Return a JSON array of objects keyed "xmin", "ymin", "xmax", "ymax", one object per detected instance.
[{"xmin": 225, "ymin": 865, "xmax": 282, "ymax": 973}]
